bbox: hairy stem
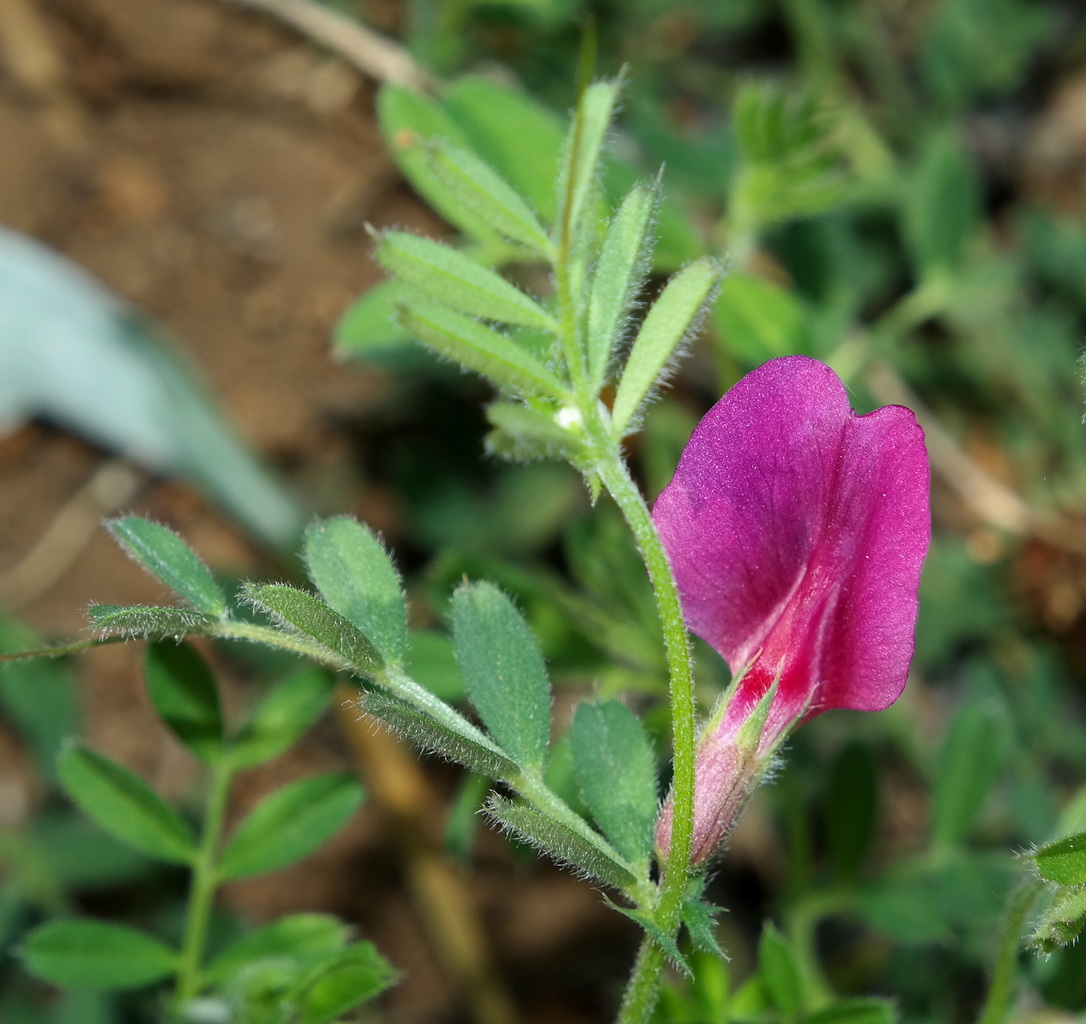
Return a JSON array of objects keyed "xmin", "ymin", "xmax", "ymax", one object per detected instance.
[{"xmin": 597, "ymin": 452, "xmax": 697, "ymax": 1023}]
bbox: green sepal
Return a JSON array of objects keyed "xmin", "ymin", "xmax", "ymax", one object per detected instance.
[
  {"xmin": 19, "ymin": 919, "xmax": 177, "ymax": 991},
  {"xmin": 376, "ymin": 231, "xmax": 557, "ymax": 330},
  {"xmin": 58, "ymin": 744, "xmax": 196, "ymax": 865},
  {"xmin": 487, "ymin": 795, "xmax": 637, "ymax": 890},
  {"xmin": 361, "ymin": 690, "xmax": 519, "ymax": 780},
  {"xmin": 396, "ymin": 298, "xmax": 567, "ymax": 399},
  {"xmin": 105, "ymin": 516, "xmax": 225, "ymax": 615},
  {"xmin": 244, "ymin": 583, "xmax": 384, "ymax": 675},
  {"xmin": 88, "ymin": 605, "xmax": 217, "ymax": 640},
  {"xmin": 611, "ymin": 257, "xmax": 722, "ymax": 438},
  {"xmin": 424, "ymin": 137, "xmax": 553, "ymax": 256},
  {"xmin": 303, "ymin": 517, "xmax": 408, "ymax": 666}
]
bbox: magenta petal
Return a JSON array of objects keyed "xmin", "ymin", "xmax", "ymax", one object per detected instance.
[{"xmin": 653, "ymin": 356, "xmax": 930, "ymax": 735}]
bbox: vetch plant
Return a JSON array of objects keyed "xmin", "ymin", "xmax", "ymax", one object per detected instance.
[
  {"xmin": 0, "ymin": 74, "xmax": 957, "ymax": 1024},
  {"xmin": 653, "ymin": 356, "xmax": 931, "ymax": 865}
]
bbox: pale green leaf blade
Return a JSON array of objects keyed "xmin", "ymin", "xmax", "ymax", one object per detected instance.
[
  {"xmin": 396, "ymin": 298, "xmax": 566, "ymax": 399},
  {"xmin": 376, "ymin": 232, "xmax": 556, "ymax": 330},
  {"xmin": 445, "ymin": 75, "xmax": 565, "ymax": 222},
  {"xmin": 559, "ymin": 79, "xmax": 622, "ymax": 240},
  {"xmin": 246, "ymin": 583, "xmax": 384, "ymax": 674},
  {"xmin": 377, "ymin": 85, "xmax": 496, "ymax": 242},
  {"xmin": 802, "ymin": 999, "xmax": 896, "ymax": 1024},
  {"xmin": 362, "ymin": 691, "xmax": 519, "ymax": 780},
  {"xmin": 487, "ymin": 795, "xmax": 636, "ymax": 889},
  {"xmin": 570, "ymin": 700, "xmax": 657, "ymax": 867},
  {"xmin": 58, "ymin": 744, "xmax": 196, "ymax": 865},
  {"xmin": 20, "ymin": 919, "xmax": 177, "ymax": 991},
  {"xmin": 426, "ymin": 139, "xmax": 553, "ymax": 255},
  {"xmin": 218, "ymin": 773, "xmax": 364, "ymax": 880},
  {"xmin": 304, "ymin": 517, "xmax": 407, "ymax": 666},
  {"xmin": 333, "ymin": 279, "xmax": 414, "ymax": 359},
  {"xmin": 106, "ymin": 517, "xmax": 225, "ymax": 615},
  {"xmin": 88, "ymin": 604, "xmax": 217, "ymax": 640},
  {"xmin": 611, "ymin": 258, "xmax": 722, "ymax": 438},
  {"xmin": 452, "ymin": 582, "xmax": 551, "ymax": 770},
  {"xmin": 587, "ymin": 183, "xmax": 658, "ymax": 388}
]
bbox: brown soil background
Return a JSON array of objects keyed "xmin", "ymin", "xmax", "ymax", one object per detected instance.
[{"xmin": 0, "ymin": 1, "xmax": 639, "ymax": 1021}]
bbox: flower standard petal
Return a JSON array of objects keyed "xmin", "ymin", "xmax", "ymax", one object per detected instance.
[{"xmin": 652, "ymin": 355, "xmax": 930, "ymax": 864}]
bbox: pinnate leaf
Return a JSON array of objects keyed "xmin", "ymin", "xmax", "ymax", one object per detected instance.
[
  {"xmin": 425, "ymin": 138, "xmax": 553, "ymax": 255},
  {"xmin": 362, "ymin": 690, "xmax": 519, "ymax": 780},
  {"xmin": 587, "ymin": 183, "xmax": 657, "ymax": 387},
  {"xmin": 89, "ymin": 604, "xmax": 217, "ymax": 640},
  {"xmin": 205, "ymin": 913, "xmax": 350, "ymax": 984},
  {"xmin": 290, "ymin": 943, "xmax": 399, "ymax": 1023}
]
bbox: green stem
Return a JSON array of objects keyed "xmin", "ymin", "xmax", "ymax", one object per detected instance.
[
  {"xmin": 977, "ymin": 877, "xmax": 1044, "ymax": 1024},
  {"xmin": 174, "ymin": 759, "xmax": 234, "ymax": 1010},
  {"xmin": 597, "ymin": 452, "xmax": 697, "ymax": 1024}
]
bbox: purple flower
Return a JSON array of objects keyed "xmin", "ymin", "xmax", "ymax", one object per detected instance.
[{"xmin": 653, "ymin": 356, "xmax": 930, "ymax": 864}]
